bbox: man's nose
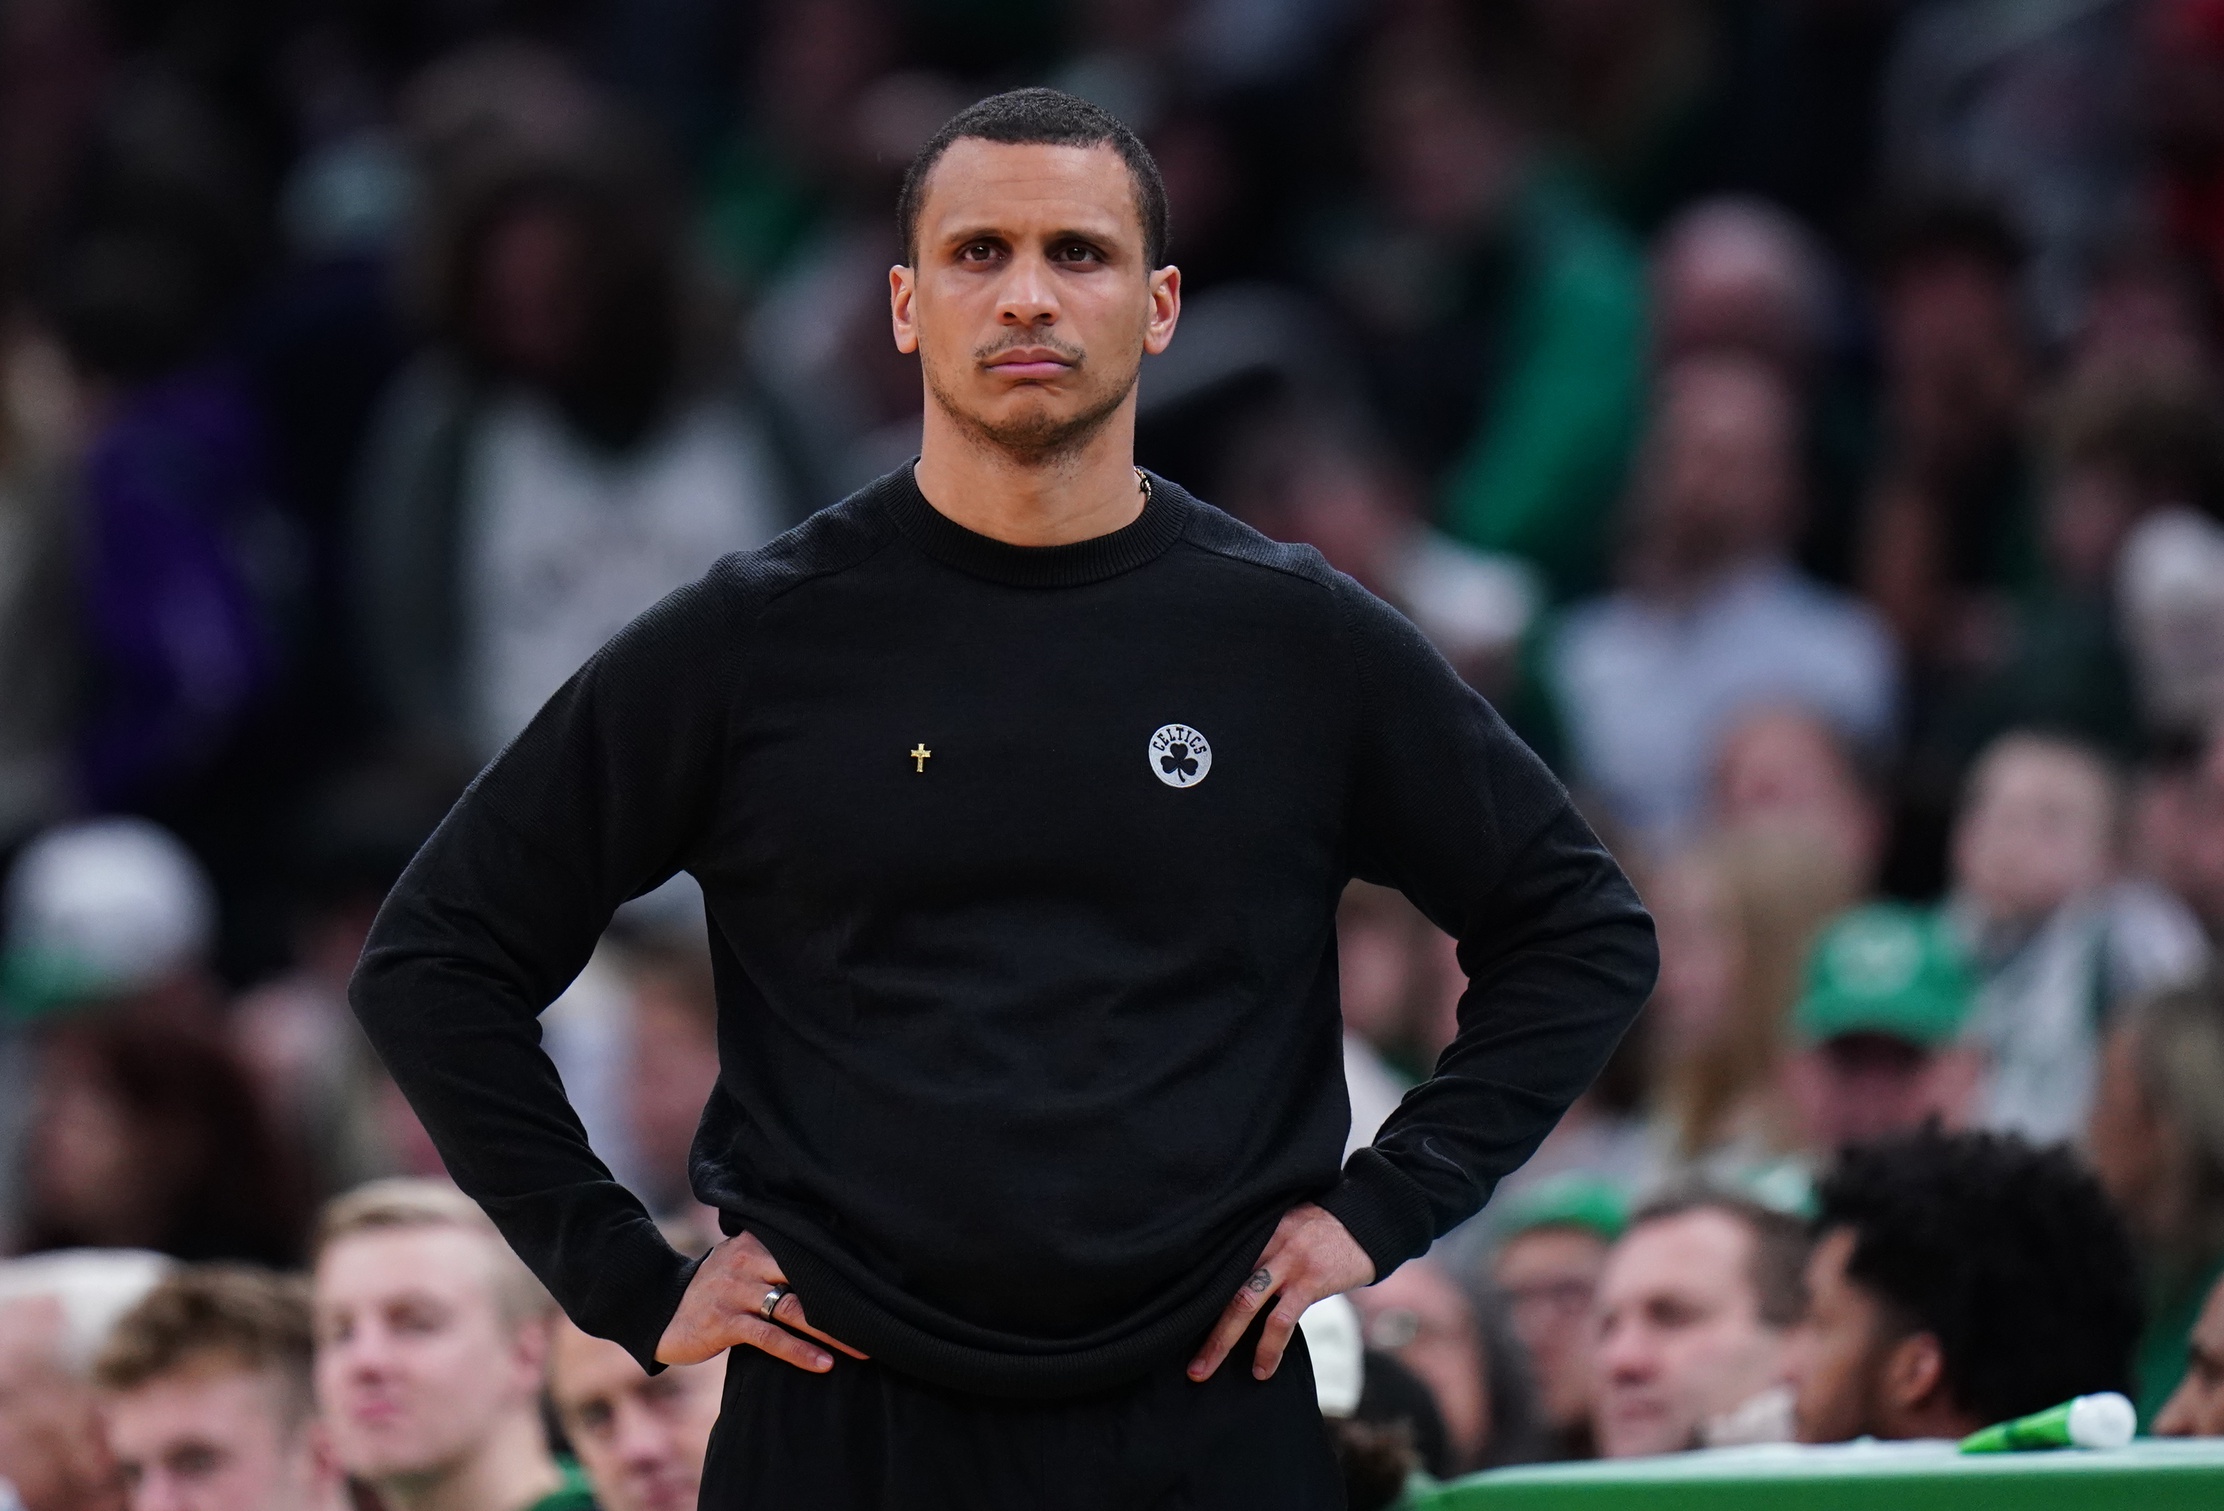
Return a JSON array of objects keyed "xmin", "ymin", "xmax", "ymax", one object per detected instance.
[
  {"xmin": 1596, "ymin": 1322, "xmax": 1652, "ymax": 1382},
  {"xmin": 996, "ymin": 252, "xmax": 1058, "ymax": 326},
  {"xmin": 132, "ymin": 1469, "xmax": 189, "ymax": 1511},
  {"xmin": 611, "ymin": 1401, "xmax": 673, "ymax": 1469}
]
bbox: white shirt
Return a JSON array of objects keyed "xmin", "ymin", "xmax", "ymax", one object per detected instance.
[
  {"xmin": 462, "ymin": 391, "xmax": 783, "ymax": 759},
  {"xmin": 1551, "ymin": 559, "xmax": 1898, "ymax": 848}
]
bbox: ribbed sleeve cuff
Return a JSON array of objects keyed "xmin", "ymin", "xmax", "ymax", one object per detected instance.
[
  {"xmin": 581, "ymin": 1227, "xmax": 705, "ymax": 1376},
  {"xmin": 1318, "ymin": 1149, "xmax": 1438, "ymax": 1282}
]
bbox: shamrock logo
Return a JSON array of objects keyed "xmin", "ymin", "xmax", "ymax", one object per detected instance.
[{"xmin": 1147, "ymin": 724, "xmax": 1212, "ymax": 788}]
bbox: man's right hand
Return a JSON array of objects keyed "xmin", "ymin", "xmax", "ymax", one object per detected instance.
[{"xmin": 655, "ymin": 1230, "xmax": 869, "ymax": 1373}]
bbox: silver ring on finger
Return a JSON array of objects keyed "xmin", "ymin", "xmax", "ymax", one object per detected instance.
[{"xmin": 760, "ymin": 1283, "xmax": 792, "ymax": 1323}]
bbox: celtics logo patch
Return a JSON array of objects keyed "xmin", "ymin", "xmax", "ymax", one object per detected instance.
[{"xmin": 1148, "ymin": 724, "xmax": 1212, "ymax": 788}]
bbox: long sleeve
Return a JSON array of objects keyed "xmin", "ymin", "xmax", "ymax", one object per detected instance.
[
  {"xmin": 1317, "ymin": 578, "xmax": 1657, "ymax": 1278},
  {"xmin": 349, "ymin": 566, "xmax": 746, "ymax": 1370}
]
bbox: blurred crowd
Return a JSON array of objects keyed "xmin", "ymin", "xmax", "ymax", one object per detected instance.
[{"xmin": 6, "ymin": 0, "xmax": 2224, "ymax": 1504}]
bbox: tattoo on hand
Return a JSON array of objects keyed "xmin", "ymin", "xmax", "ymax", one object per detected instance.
[{"xmin": 1246, "ymin": 1267, "xmax": 1272, "ymax": 1293}]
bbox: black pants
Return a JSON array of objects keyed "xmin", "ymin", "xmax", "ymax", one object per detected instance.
[{"xmin": 697, "ymin": 1320, "xmax": 1343, "ymax": 1511}]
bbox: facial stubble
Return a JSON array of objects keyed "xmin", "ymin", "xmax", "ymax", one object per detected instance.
[{"xmin": 924, "ymin": 334, "xmax": 1143, "ymax": 465}]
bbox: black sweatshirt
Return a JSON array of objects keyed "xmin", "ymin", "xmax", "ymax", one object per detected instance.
[{"xmin": 351, "ymin": 466, "xmax": 1656, "ymax": 1398}]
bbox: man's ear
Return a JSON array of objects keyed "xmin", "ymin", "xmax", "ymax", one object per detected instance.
[
  {"xmin": 509, "ymin": 1313, "xmax": 554, "ymax": 1396},
  {"xmin": 1143, "ymin": 264, "xmax": 1181, "ymax": 355},
  {"xmin": 1881, "ymin": 1329, "xmax": 1950, "ymax": 1420},
  {"xmin": 890, "ymin": 264, "xmax": 920, "ymax": 355}
]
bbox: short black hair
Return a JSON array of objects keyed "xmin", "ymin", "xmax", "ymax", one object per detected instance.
[
  {"xmin": 1629, "ymin": 1189, "xmax": 1811, "ymax": 1328},
  {"xmin": 896, "ymin": 87, "xmax": 1169, "ymax": 269},
  {"xmin": 1815, "ymin": 1126, "xmax": 2142, "ymax": 1426}
]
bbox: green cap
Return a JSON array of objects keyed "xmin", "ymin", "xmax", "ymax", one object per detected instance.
[
  {"xmin": 1794, "ymin": 903, "xmax": 1972, "ymax": 1049},
  {"xmin": 1497, "ymin": 1174, "xmax": 1630, "ymax": 1243}
]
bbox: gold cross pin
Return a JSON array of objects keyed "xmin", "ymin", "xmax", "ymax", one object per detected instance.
[{"xmin": 910, "ymin": 743, "xmax": 932, "ymax": 773}]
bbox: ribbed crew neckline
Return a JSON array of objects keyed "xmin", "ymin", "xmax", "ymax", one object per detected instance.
[{"xmin": 875, "ymin": 462, "xmax": 1191, "ymax": 587}]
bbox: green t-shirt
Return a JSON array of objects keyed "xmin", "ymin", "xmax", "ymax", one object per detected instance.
[
  {"xmin": 522, "ymin": 1460, "xmax": 598, "ymax": 1511},
  {"xmin": 1436, "ymin": 168, "xmax": 1646, "ymax": 603}
]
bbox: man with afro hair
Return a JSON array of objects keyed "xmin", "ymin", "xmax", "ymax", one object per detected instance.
[{"xmin": 1788, "ymin": 1124, "xmax": 2142, "ymax": 1441}]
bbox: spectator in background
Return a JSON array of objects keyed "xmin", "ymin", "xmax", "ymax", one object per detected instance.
[
  {"xmin": 0, "ymin": 1249, "xmax": 172, "ymax": 1511},
  {"xmin": 1490, "ymin": 1177, "xmax": 1629, "ymax": 1459},
  {"xmin": 1219, "ymin": 412, "xmax": 1541, "ymax": 697},
  {"xmin": 2155, "ymin": 1268, "xmax": 2224, "ymax": 1435},
  {"xmin": 355, "ymin": 80, "xmax": 788, "ymax": 774},
  {"xmin": 1318, "ymin": 15, "xmax": 1646, "ymax": 602},
  {"xmin": 546, "ymin": 1316, "xmax": 722, "ymax": 1511},
  {"xmin": 1857, "ymin": 201, "xmax": 2033, "ymax": 668},
  {"xmin": 1647, "ymin": 199, "xmax": 1869, "ymax": 586},
  {"xmin": 1947, "ymin": 732, "xmax": 2207, "ymax": 1143},
  {"xmin": 1780, "ymin": 904, "xmax": 1981, "ymax": 1156},
  {"xmin": 1334, "ymin": 880, "xmax": 1439, "ymax": 1105},
  {"xmin": 1548, "ymin": 351, "xmax": 1896, "ymax": 851},
  {"xmin": 1789, "ymin": 1126, "xmax": 2142, "ymax": 1441},
  {"xmin": 2087, "ymin": 975, "xmax": 2224, "ymax": 1418},
  {"xmin": 16, "ymin": 1019, "xmax": 305, "ymax": 1267},
  {"xmin": 1, "ymin": 819, "xmax": 218, "ymax": 1028},
  {"xmin": 50, "ymin": 78, "xmax": 293, "ymax": 820},
  {"xmin": 1592, "ymin": 1192, "xmax": 1809, "ymax": 1457},
  {"xmin": 1709, "ymin": 707, "xmax": 1887, "ymax": 892},
  {"xmin": 5, "ymin": 822, "xmax": 298, "ymax": 1260},
  {"xmin": 93, "ymin": 1266, "xmax": 344, "ymax": 1511},
  {"xmin": 1645, "ymin": 831, "xmax": 1863, "ymax": 1166},
  {"xmin": 310, "ymin": 1181, "xmax": 587, "ymax": 1511},
  {"xmin": 2095, "ymin": 367, "xmax": 2224, "ymax": 741},
  {"xmin": 1348, "ymin": 1256, "xmax": 1546, "ymax": 1473}
]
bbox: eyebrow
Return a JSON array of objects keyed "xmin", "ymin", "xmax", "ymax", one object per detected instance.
[{"xmin": 940, "ymin": 225, "xmax": 1125, "ymax": 251}]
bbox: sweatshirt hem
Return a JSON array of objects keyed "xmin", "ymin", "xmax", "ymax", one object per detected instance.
[{"xmin": 736, "ymin": 1205, "xmax": 1282, "ymax": 1399}]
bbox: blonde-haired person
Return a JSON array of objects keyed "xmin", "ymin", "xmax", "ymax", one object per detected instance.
[
  {"xmin": 1644, "ymin": 828, "xmax": 1863, "ymax": 1168},
  {"xmin": 310, "ymin": 1180, "xmax": 591, "ymax": 1511},
  {"xmin": 95, "ymin": 1266, "xmax": 345, "ymax": 1511}
]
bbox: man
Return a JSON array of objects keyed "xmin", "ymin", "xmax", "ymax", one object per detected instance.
[
  {"xmin": 93, "ymin": 1267, "xmax": 345, "ymax": 1511},
  {"xmin": 1780, "ymin": 903, "xmax": 1982, "ymax": 1155},
  {"xmin": 1545, "ymin": 349, "xmax": 1896, "ymax": 850},
  {"xmin": 0, "ymin": 1251, "xmax": 172, "ymax": 1511},
  {"xmin": 351, "ymin": 87, "xmax": 1655, "ymax": 1506},
  {"xmin": 1947, "ymin": 732, "xmax": 2205, "ymax": 1144},
  {"xmin": 1491, "ymin": 1177, "xmax": 1627, "ymax": 1459},
  {"xmin": 1788, "ymin": 1125, "xmax": 2142, "ymax": 1442},
  {"xmin": 545, "ymin": 1318, "xmax": 723, "ymax": 1511},
  {"xmin": 1592, "ymin": 1193, "xmax": 1808, "ymax": 1457},
  {"xmin": 310, "ymin": 1181, "xmax": 592, "ymax": 1511},
  {"xmin": 2156, "ymin": 1270, "xmax": 2224, "ymax": 1436}
]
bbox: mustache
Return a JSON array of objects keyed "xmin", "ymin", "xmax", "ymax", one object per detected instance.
[{"xmin": 973, "ymin": 331, "xmax": 1085, "ymax": 363}]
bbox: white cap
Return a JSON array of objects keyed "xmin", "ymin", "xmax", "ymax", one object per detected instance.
[
  {"xmin": 1300, "ymin": 1293, "xmax": 1365, "ymax": 1417},
  {"xmin": 0, "ymin": 1249, "xmax": 175, "ymax": 1377},
  {"xmin": 4, "ymin": 818, "xmax": 215, "ymax": 1005},
  {"xmin": 2066, "ymin": 1392, "xmax": 2137, "ymax": 1449}
]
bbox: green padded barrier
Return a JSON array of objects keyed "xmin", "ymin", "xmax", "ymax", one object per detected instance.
[{"xmin": 1413, "ymin": 1437, "xmax": 2224, "ymax": 1511}]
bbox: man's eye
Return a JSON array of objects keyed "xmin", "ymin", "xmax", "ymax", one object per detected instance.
[
  {"xmin": 959, "ymin": 242, "xmax": 998, "ymax": 262},
  {"xmin": 1053, "ymin": 243, "xmax": 1100, "ymax": 263}
]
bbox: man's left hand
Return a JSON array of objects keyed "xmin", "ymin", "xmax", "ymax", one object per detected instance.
[{"xmin": 1187, "ymin": 1202, "xmax": 1375, "ymax": 1383}]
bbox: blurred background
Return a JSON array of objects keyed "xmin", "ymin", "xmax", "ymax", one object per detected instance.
[{"xmin": 3, "ymin": 0, "xmax": 2224, "ymax": 1484}]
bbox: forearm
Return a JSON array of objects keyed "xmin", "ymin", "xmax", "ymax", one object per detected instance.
[
  {"xmin": 1322, "ymin": 807, "xmax": 1655, "ymax": 1273},
  {"xmin": 1327, "ymin": 576, "xmax": 1658, "ymax": 1278},
  {"xmin": 351, "ymin": 568, "xmax": 742, "ymax": 1368},
  {"xmin": 355, "ymin": 873, "xmax": 699, "ymax": 1369}
]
